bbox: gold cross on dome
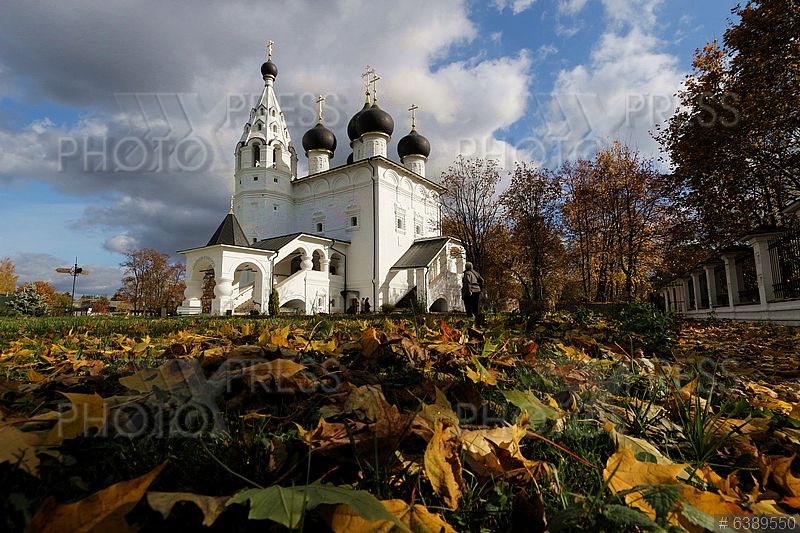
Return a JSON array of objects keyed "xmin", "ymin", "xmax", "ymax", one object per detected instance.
[
  {"xmin": 266, "ymin": 40, "xmax": 274, "ymax": 60},
  {"xmin": 370, "ymin": 74, "xmax": 381, "ymax": 103},
  {"xmin": 316, "ymin": 94, "xmax": 325, "ymax": 123},
  {"xmin": 361, "ymin": 65, "xmax": 374, "ymax": 101},
  {"xmin": 408, "ymin": 104, "xmax": 419, "ymax": 129},
  {"xmin": 229, "ymin": 195, "xmax": 235, "ymax": 213}
]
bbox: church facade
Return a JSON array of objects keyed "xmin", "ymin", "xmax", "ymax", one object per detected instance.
[{"xmin": 178, "ymin": 47, "xmax": 466, "ymax": 315}]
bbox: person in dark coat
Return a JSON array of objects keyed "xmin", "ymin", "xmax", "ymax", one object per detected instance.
[
  {"xmin": 363, "ymin": 297, "xmax": 371, "ymax": 313},
  {"xmin": 461, "ymin": 262, "xmax": 484, "ymax": 319}
]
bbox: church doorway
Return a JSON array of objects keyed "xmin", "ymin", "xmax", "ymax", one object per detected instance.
[
  {"xmin": 429, "ymin": 297, "xmax": 448, "ymax": 313},
  {"xmin": 232, "ymin": 261, "xmax": 263, "ymax": 314}
]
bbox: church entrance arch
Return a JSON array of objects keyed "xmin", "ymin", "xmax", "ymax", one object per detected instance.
[
  {"xmin": 429, "ymin": 297, "xmax": 448, "ymax": 313},
  {"xmin": 231, "ymin": 261, "xmax": 264, "ymax": 314}
]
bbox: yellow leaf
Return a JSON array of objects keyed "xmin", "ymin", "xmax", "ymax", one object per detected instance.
[
  {"xmin": 29, "ymin": 462, "xmax": 166, "ymax": 533},
  {"xmin": 424, "ymin": 420, "xmax": 462, "ymax": 510},
  {"xmin": 119, "ymin": 359, "xmax": 199, "ymax": 393},
  {"xmin": 361, "ymin": 327, "xmax": 381, "ymax": 357},
  {"xmin": 326, "ymin": 499, "xmax": 457, "ymax": 533},
  {"xmin": 465, "ymin": 360, "xmax": 498, "ymax": 386},
  {"xmin": 768, "ymin": 454, "xmax": 800, "ymax": 497},
  {"xmin": 310, "ymin": 339, "xmax": 337, "ymax": 353},
  {"xmin": 46, "ymin": 393, "xmax": 108, "ymax": 444},
  {"xmin": 0, "ymin": 425, "xmax": 40, "ymax": 475},
  {"xmin": 146, "ymin": 491, "xmax": 227, "ymax": 527},
  {"xmin": 243, "ymin": 359, "xmax": 307, "ymax": 385}
]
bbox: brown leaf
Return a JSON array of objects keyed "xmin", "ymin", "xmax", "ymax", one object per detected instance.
[
  {"xmin": 326, "ymin": 499, "xmax": 457, "ymax": 533},
  {"xmin": 46, "ymin": 392, "xmax": 108, "ymax": 444},
  {"xmin": 29, "ymin": 462, "xmax": 166, "ymax": 533},
  {"xmin": 768, "ymin": 454, "xmax": 800, "ymax": 497},
  {"xmin": 604, "ymin": 448, "xmax": 750, "ymax": 530},
  {"xmin": 361, "ymin": 327, "xmax": 381, "ymax": 357},
  {"xmin": 119, "ymin": 359, "xmax": 199, "ymax": 393},
  {"xmin": 146, "ymin": 491, "xmax": 227, "ymax": 527},
  {"xmin": 0, "ymin": 424, "xmax": 40, "ymax": 475},
  {"xmin": 424, "ymin": 420, "xmax": 462, "ymax": 510}
]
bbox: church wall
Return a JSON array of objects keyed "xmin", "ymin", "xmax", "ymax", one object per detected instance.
[
  {"xmin": 374, "ymin": 162, "xmax": 443, "ymax": 307},
  {"xmin": 293, "ymin": 166, "xmax": 375, "ymax": 303}
]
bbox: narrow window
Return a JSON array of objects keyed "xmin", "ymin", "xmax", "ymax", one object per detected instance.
[
  {"xmin": 252, "ymin": 144, "xmax": 260, "ymax": 167},
  {"xmin": 253, "ymin": 237, "xmax": 257, "ymax": 243},
  {"xmin": 274, "ymin": 177, "xmax": 278, "ymax": 183},
  {"xmin": 351, "ymin": 216, "xmax": 358, "ymax": 227},
  {"xmin": 258, "ymin": 123, "xmax": 262, "ymax": 131},
  {"xmin": 273, "ymin": 204, "xmax": 278, "ymax": 211},
  {"xmin": 316, "ymin": 222, "xmax": 323, "ymax": 232},
  {"xmin": 254, "ymin": 176, "xmax": 258, "ymax": 181}
]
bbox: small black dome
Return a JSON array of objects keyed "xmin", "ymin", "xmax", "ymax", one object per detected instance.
[
  {"xmin": 302, "ymin": 122, "xmax": 337, "ymax": 153},
  {"xmin": 357, "ymin": 103, "xmax": 394, "ymax": 137},
  {"xmin": 260, "ymin": 60, "xmax": 278, "ymax": 79},
  {"xmin": 346, "ymin": 152, "xmax": 354, "ymax": 164},
  {"xmin": 398, "ymin": 128, "xmax": 431, "ymax": 159},
  {"xmin": 347, "ymin": 101, "xmax": 371, "ymax": 141}
]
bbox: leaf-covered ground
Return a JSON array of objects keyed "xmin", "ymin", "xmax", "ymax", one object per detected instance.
[{"xmin": 0, "ymin": 309, "xmax": 798, "ymax": 532}]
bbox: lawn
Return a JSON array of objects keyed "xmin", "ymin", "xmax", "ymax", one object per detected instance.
[{"xmin": 1, "ymin": 308, "xmax": 798, "ymax": 532}]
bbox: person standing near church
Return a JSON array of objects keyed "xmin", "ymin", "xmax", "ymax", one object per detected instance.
[
  {"xmin": 461, "ymin": 262, "xmax": 484, "ymax": 319},
  {"xmin": 363, "ymin": 297, "xmax": 371, "ymax": 314}
]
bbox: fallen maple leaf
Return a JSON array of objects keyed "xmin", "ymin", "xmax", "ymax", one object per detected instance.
[
  {"xmin": 325, "ymin": 499, "xmax": 456, "ymax": 532},
  {"xmin": 29, "ymin": 461, "xmax": 166, "ymax": 533},
  {"xmin": 46, "ymin": 392, "xmax": 108, "ymax": 444},
  {"xmin": 146, "ymin": 491, "xmax": 228, "ymax": 527},
  {"xmin": 0, "ymin": 424, "xmax": 40, "ymax": 475},
  {"xmin": 424, "ymin": 420, "xmax": 463, "ymax": 509}
]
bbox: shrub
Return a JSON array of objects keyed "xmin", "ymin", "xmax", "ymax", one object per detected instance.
[
  {"xmin": 380, "ymin": 302, "xmax": 395, "ymax": 314},
  {"xmin": 610, "ymin": 302, "xmax": 676, "ymax": 355},
  {"xmin": 268, "ymin": 288, "xmax": 280, "ymax": 316}
]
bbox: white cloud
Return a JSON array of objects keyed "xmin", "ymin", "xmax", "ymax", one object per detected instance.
[
  {"xmin": 493, "ymin": 0, "xmax": 538, "ymax": 15},
  {"xmin": 104, "ymin": 234, "xmax": 138, "ymax": 254},
  {"xmin": 557, "ymin": 0, "xmax": 588, "ymax": 15},
  {"xmin": 536, "ymin": 0, "xmax": 683, "ymax": 164},
  {"xmin": 0, "ymin": 0, "xmax": 533, "ymax": 258}
]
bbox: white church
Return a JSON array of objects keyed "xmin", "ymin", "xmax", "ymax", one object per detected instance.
[{"xmin": 177, "ymin": 45, "xmax": 466, "ymax": 315}]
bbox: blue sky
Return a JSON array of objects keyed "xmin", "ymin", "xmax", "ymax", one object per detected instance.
[{"xmin": 0, "ymin": 0, "xmax": 736, "ymax": 294}]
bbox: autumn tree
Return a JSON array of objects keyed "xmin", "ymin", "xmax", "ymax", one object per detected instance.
[
  {"xmin": 561, "ymin": 143, "xmax": 671, "ymax": 302},
  {"xmin": 0, "ymin": 257, "xmax": 18, "ymax": 294},
  {"xmin": 658, "ymin": 1, "xmax": 800, "ymax": 245},
  {"xmin": 119, "ymin": 248, "xmax": 185, "ymax": 314},
  {"xmin": 500, "ymin": 163, "xmax": 564, "ymax": 306},
  {"xmin": 440, "ymin": 156, "xmax": 510, "ymax": 303}
]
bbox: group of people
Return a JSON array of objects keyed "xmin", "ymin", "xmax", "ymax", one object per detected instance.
[{"xmin": 346, "ymin": 297, "xmax": 371, "ymax": 315}]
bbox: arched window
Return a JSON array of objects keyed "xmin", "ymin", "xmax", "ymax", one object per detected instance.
[
  {"xmin": 257, "ymin": 123, "xmax": 263, "ymax": 131},
  {"xmin": 252, "ymin": 144, "xmax": 261, "ymax": 167},
  {"xmin": 271, "ymin": 108, "xmax": 276, "ymax": 117},
  {"xmin": 272, "ymin": 124, "xmax": 278, "ymax": 134},
  {"xmin": 273, "ymin": 145, "xmax": 281, "ymax": 166}
]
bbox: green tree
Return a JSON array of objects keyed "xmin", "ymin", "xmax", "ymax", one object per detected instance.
[
  {"xmin": 658, "ymin": 1, "xmax": 800, "ymax": 246},
  {"xmin": 9, "ymin": 283, "xmax": 49, "ymax": 316}
]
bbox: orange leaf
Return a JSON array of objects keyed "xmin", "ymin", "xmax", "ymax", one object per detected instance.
[
  {"xmin": 29, "ymin": 462, "xmax": 166, "ymax": 533},
  {"xmin": 424, "ymin": 420, "xmax": 462, "ymax": 509}
]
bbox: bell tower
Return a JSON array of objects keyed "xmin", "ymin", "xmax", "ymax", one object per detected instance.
[{"xmin": 233, "ymin": 41, "xmax": 297, "ymax": 243}]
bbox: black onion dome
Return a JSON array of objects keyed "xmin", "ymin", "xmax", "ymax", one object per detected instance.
[
  {"xmin": 347, "ymin": 101, "xmax": 371, "ymax": 141},
  {"xmin": 260, "ymin": 60, "xmax": 278, "ymax": 79},
  {"xmin": 302, "ymin": 122, "xmax": 337, "ymax": 153},
  {"xmin": 357, "ymin": 103, "xmax": 394, "ymax": 137},
  {"xmin": 397, "ymin": 128, "xmax": 431, "ymax": 159}
]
